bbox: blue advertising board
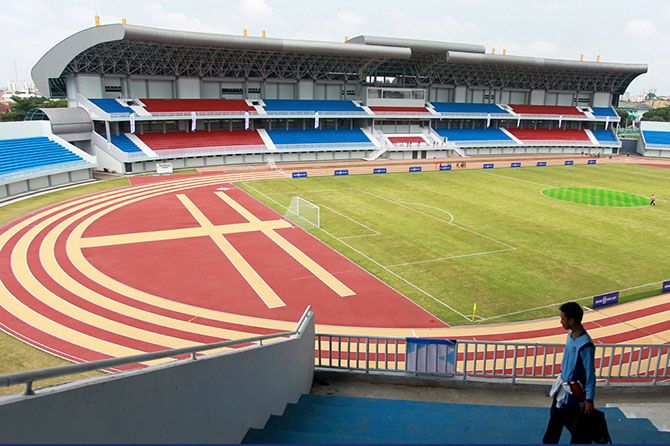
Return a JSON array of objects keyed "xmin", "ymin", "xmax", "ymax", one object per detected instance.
[
  {"xmin": 565, "ymin": 160, "xmax": 574, "ymax": 166},
  {"xmin": 593, "ymin": 291, "xmax": 619, "ymax": 308},
  {"xmin": 536, "ymin": 161, "xmax": 547, "ymax": 167},
  {"xmin": 292, "ymin": 171, "xmax": 307, "ymax": 178},
  {"xmin": 662, "ymin": 280, "xmax": 670, "ymax": 294},
  {"xmin": 483, "ymin": 163, "xmax": 495, "ymax": 169},
  {"xmin": 373, "ymin": 167, "xmax": 387, "ymax": 174},
  {"xmin": 587, "ymin": 159, "xmax": 597, "ymax": 165},
  {"xmin": 334, "ymin": 169, "xmax": 349, "ymax": 176},
  {"xmin": 511, "ymin": 162, "xmax": 522, "ymax": 168},
  {"xmin": 405, "ymin": 338, "xmax": 457, "ymax": 374},
  {"xmin": 439, "ymin": 164, "xmax": 452, "ymax": 171},
  {"xmin": 409, "ymin": 166, "xmax": 422, "ymax": 173}
]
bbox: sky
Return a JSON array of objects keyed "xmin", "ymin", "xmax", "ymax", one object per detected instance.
[{"xmin": 1, "ymin": 0, "xmax": 667, "ymax": 95}]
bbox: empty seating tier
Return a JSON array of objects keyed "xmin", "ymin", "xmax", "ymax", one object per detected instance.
[
  {"xmin": 507, "ymin": 128, "xmax": 590, "ymax": 141},
  {"xmin": 387, "ymin": 136, "xmax": 427, "ymax": 144},
  {"xmin": 642, "ymin": 130, "xmax": 670, "ymax": 146},
  {"xmin": 88, "ymin": 98, "xmax": 132, "ymax": 114},
  {"xmin": 110, "ymin": 134, "xmax": 143, "ymax": 153},
  {"xmin": 368, "ymin": 106, "xmax": 430, "ymax": 114},
  {"xmin": 262, "ymin": 100, "xmax": 364, "ymax": 113},
  {"xmin": 140, "ymin": 99, "xmax": 255, "ymax": 113},
  {"xmin": 509, "ymin": 105, "xmax": 585, "ymax": 116},
  {"xmin": 434, "ymin": 128, "xmax": 514, "ymax": 142},
  {"xmin": 267, "ymin": 129, "xmax": 371, "ymax": 145},
  {"xmin": 591, "ymin": 107, "xmax": 619, "ymax": 118},
  {"xmin": 137, "ymin": 130, "xmax": 264, "ymax": 151},
  {"xmin": 431, "ymin": 102, "xmax": 510, "ymax": 115},
  {"xmin": 591, "ymin": 130, "xmax": 618, "ymax": 143},
  {"xmin": 0, "ymin": 136, "xmax": 84, "ymax": 175}
]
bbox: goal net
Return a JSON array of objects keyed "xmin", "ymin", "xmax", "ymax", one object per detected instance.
[{"xmin": 285, "ymin": 196, "xmax": 320, "ymax": 229}]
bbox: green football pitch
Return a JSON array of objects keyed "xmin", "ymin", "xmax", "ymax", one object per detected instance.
[{"xmin": 239, "ymin": 164, "xmax": 670, "ymax": 325}]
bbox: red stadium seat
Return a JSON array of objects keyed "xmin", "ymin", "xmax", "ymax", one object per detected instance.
[
  {"xmin": 141, "ymin": 99, "xmax": 255, "ymax": 113},
  {"xmin": 138, "ymin": 130, "xmax": 265, "ymax": 151},
  {"xmin": 369, "ymin": 106, "xmax": 430, "ymax": 113},
  {"xmin": 506, "ymin": 128, "xmax": 590, "ymax": 141},
  {"xmin": 509, "ymin": 105, "xmax": 585, "ymax": 116},
  {"xmin": 387, "ymin": 136, "xmax": 427, "ymax": 144}
]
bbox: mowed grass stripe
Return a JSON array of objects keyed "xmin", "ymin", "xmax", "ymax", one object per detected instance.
[
  {"xmin": 240, "ymin": 164, "xmax": 670, "ymax": 324},
  {"xmin": 543, "ymin": 187, "xmax": 647, "ymax": 207}
]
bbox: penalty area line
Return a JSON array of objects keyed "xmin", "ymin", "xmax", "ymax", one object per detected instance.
[{"xmin": 241, "ymin": 182, "xmax": 472, "ymax": 323}]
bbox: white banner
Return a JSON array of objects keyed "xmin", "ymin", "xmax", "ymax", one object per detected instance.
[
  {"xmin": 129, "ymin": 113, "xmax": 136, "ymax": 134},
  {"xmin": 558, "ymin": 115, "xmax": 563, "ymax": 128},
  {"xmin": 314, "ymin": 111, "xmax": 320, "ymax": 129},
  {"xmin": 244, "ymin": 111, "xmax": 250, "ymax": 130},
  {"xmin": 486, "ymin": 113, "xmax": 491, "ymax": 128},
  {"xmin": 605, "ymin": 116, "xmax": 610, "ymax": 130},
  {"xmin": 191, "ymin": 112, "xmax": 196, "ymax": 132}
]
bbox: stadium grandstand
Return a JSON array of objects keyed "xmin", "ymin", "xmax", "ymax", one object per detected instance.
[{"xmin": 4, "ymin": 23, "xmax": 641, "ymax": 194}]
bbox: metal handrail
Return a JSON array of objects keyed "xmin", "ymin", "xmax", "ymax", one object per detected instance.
[
  {"xmin": 315, "ymin": 334, "xmax": 670, "ymax": 385},
  {"xmin": 148, "ymin": 111, "xmax": 259, "ymax": 117},
  {"xmin": 1, "ymin": 307, "xmax": 312, "ymax": 395}
]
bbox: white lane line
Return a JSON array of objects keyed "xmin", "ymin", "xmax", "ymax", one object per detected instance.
[{"xmin": 241, "ymin": 182, "xmax": 472, "ymax": 322}]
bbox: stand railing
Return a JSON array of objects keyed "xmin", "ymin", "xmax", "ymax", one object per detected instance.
[{"xmin": 315, "ymin": 334, "xmax": 670, "ymax": 385}]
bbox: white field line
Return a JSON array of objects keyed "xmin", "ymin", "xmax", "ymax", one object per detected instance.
[
  {"xmin": 318, "ymin": 203, "xmax": 380, "ymax": 238},
  {"xmin": 241, "ymin": 182, "xmax": 472, "ymax": 322},
  {"xmin": 260, "ymin": 188, "xmax": 343, "ymax": 195},
  {"xmin": 385, "ymin": 247, "xmax": 516, "ymax": 268},
  {"xmin": 363, "ymin": 190, "xmax": 516, "ymax": 251},
  {"xmin": 479, "ymin": 279, "xmax": 667, "ymax": 323}
]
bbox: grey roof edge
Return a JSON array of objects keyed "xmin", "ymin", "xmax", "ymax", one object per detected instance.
[
  {"xmin": 446, "ymin": 51, "xmax": 648, "ymax": 74},
  {"xmin": 348, "ymin": 35, "xmax": 485, "ymax": 54},
  {"xmin": 38, "ymin": 107, "xmax": 93, "ymax": 134},
  {"xmin": 32, "ymin": 24, "xmax": 413, "ymax": 94},
  {"xmin": 122, "ymin": 25, "xmax": 412, "ymax": 58},
  {"xmin": 32, "ymin": 24, "xmax": 126, "ymax": 96}
]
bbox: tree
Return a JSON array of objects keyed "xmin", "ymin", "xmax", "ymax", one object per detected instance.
[
  {"xmin": 615, "ymin": 108, "xmax": 633, "ymax": 127},
  {"xmin": 0, "ymin": 96, "xmax": 68, "ymax": 122},
  {"xmin": 641, "ymin": 106, "xmax": 670, "ymax": 122}
]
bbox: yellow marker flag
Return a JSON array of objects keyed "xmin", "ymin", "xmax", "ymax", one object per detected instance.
[{"xmin": 472, "ymin": 303, "xmax": 477, "ymax": 322}]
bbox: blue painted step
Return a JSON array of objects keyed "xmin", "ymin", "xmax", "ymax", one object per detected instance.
[{"xmin": 243, "ymin": 395, "xmax": 670, "ymax": 444}]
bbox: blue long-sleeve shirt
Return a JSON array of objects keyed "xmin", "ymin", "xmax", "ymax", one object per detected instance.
[{"xmin": 560, "ymin": 330, "xmax": 596, "ymax": 402}]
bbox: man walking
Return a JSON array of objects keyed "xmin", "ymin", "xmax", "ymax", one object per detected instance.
[
  {"xmin": 543, "ymin": 302, "xmax": 596, "ymax": 444},
  {"xmin": 650, "ymin": 194, "xmax": 656, "ymax": 206}
]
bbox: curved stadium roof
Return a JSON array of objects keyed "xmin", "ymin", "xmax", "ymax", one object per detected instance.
[{"xmin": 32, "ymin": 24, "xmax": 647, "ymax": 97}]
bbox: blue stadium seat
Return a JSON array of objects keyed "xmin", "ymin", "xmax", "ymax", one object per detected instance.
[
  {"xmin": 591, "ymin": 107, "xmax": 618, "ymax": 118},
  {"xmin": 267, "ymin": 129, "xmax": 372, "ymax": 145},
  {"xmin": 0, "ymin": 136, "xmax": 84, "ymax": 175},
  {"xmin": 591, "ymin": 130, "xmax": 618, "ymax": 143},
  {"xmin": 643, "ymin": 130, "xmax": 670, "ymax": 145},
  {"xmin": 434, "ymin": 128, "xmax": 514, "ymax": 142},
  {"xmin": 89, "ymin": 98, "xmax": 133, "ymax": 114},
  {"xmin": 431, "ymin": 102, "xmax": 510, "ymax": 115},
  {"xmin": 110, "ymin": 134, "xmax": 143, "ymax": 153},
  {"xmin": 263, "ymin": 100, "xmax": 364, "ymax": 113}
]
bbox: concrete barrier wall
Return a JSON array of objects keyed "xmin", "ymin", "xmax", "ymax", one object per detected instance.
[{"xmin": 0, "ymin": 316, "xmax": 314, "ymax": 444}]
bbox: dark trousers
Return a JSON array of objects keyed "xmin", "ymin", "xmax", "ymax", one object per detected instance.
[{"xmin": 543, "ymin": 398, "xmax": 591, "ymax": 444}]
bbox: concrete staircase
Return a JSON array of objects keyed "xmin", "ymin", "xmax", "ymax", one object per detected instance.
[{"xmin": 244, "ymin": 394, "xmax": 670, "ymax": 444}]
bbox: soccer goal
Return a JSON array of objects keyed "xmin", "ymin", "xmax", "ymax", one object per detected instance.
[{"xmin": 285, "ymin": 196, "xmax": 320, "ymax": 229}]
